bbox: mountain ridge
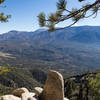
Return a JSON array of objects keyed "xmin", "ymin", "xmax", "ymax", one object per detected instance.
[{"xmin": 0, "ymin": 26, "xmax": 100, "ymax": 75}]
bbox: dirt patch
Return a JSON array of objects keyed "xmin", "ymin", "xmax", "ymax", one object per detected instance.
[{"xmin": 0, "ymin": 52, "xmax": 16, "ymax": 59}]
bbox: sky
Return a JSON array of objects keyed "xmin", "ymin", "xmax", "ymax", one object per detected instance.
[{"xmin": 0, "ymin": 0, "xmax": 100, "ymax": 34}]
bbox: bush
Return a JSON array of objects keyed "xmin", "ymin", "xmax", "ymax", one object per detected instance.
[{"xmin": 0, "ymin": 66, "xmax": 10, "ymax": 75}]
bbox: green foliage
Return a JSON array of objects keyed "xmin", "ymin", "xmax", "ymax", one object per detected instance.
[
  {"xmin": 64, "ymin": 70, "xmax": 100, "ymax": 100},
  {"xmin": 56, "ymin": 10, "xmax": 63, "ymax": 17},
  {"xmin": 38, "ymin": 0, "xmax": 100, "ymax": 31},
  {"xmin": 0, "ymin": 0, "xmax": 11, "ymax": 23},
  {"xmin": 0, "ymin": 66, "xmax": 10, "ymax": 75},
  {"xmin": 88, "ymin": 73, "xmax": 100, "ymax": 100},
  {"xmin": 72, "ymin": 8, "xmax": 85, "ymax": 22},
  {"xmin": 0, "ymin": 12, "xmax": 11, "ymax": 22},
  {"xmin": 56, "ymin": 0, "xmax": 67, "ymax": 11},
  {"xmin": 47, "ymin": 23, "xmax": 55, "ymax": 32},
  {"xmin": 48, "ymin": 13, "xmax": 58, "ymax": 23},
  {"xmin": 0, "ymin": 67, "xmax": 47, "ymax": 95},
  {"xmin": 0, "ymin": 0, "xmax": 5, "ymax": 4},
  {"xmin": 38, "ymin": 13, "xmax": 46, "ymax": 27},
  {"xmin": 0, "ymin": 84, "xmax": 14, "ymax": 96}
]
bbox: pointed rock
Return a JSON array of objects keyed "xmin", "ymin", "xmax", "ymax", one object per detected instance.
[{"xmin": 39, "ymin": 70, "xmax": 64, "ymax": 100}]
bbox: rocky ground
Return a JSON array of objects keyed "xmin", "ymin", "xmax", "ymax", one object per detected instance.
[{"xmin": 0, "ymin": 70, "xmax": 69, "ymax": 100}]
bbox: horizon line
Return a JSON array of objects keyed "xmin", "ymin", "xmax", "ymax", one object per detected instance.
[{"xmin": 0, "ymin": 25, "xmax": 100, "ymax": 34}]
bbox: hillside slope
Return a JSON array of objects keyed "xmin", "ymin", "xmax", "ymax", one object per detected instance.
[
  {"xmin": 0, "ymin": 67, "xmax": 47, "ymax": 95},
  {"xmin": 64, "ymin": 70, "xmax": 100, "ymax": 100},
  {"xmin": 0, "ymin": 66, "xmax": 100, "ymax": 100},
  {"xmin": 0, "ymin": 26, "xmax": 100, "ymax": 75}
]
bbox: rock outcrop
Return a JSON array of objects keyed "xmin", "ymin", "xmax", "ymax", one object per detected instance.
[
  {"xmin": 0, "ymin": 95, "xmax": 21, "ymax": 100},
  {"xmin": 0, "ymin": 70, "xmax": 69, "ymax": 100},
  {"xmin": 12, "ymin": 88, "xmax": 29, "ymax": 97},
  {"xmin": 39, "ymin": 70, "xmax": 64, "ymax": 100},
  {"xmin": 21, "ymin": 92, "xmax": 35, "ymax": 100},
  {"xmin": 33, "ymin": 87, "xmax": 43, "ymax": 96}
]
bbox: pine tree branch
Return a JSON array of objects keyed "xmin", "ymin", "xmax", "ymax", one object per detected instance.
[{"xmin": 38, "ymin": 0, "xmax": 100, "ymax": 31}]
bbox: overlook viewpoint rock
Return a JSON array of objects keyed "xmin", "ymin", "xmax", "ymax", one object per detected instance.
[
  {"xmin": 0, "ymin": 70, "xmax": 69, "ymax": 100},
  {"xmin": 39, "ymin": 70, "xmax": 64, "ymax": 100}
]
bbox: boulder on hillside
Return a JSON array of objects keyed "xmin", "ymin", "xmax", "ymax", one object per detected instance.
[
  {"xmin": 39, "ymin": 70, "xmax": 64, "ymax": 100},
  {"xmin": 12, "ymin": 88, "xmax": 29, "ymax": 97},
  {"xmin": 0, "ymin": 95, "xmax": 21, "ymax": 100},
  {"xmin": 33, "ymin": 87, "xmax": 43, "ymax": 96},
  {"xmin": 21, "ymin": 92, "xmax": 36, "ymax": 100}
]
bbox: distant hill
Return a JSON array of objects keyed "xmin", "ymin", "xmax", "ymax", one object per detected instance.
[
  {"xmin": 69, "ymin": 26, "xmax": 100, "ymax": 43},
  {"xmin": 0, "ymin": 26, "xmax": 100, "ymax": 75}
]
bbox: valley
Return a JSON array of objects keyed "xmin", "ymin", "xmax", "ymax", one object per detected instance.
[{"xmin": 0, "ymin": 26, "xmax": 100, "ymax": 76}]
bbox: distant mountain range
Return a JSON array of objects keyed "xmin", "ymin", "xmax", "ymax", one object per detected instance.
[{"xmin": 0, "ymin": 26, "xmax": 100, "ymax": 75}]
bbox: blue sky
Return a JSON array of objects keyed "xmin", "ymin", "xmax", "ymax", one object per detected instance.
[{"xmin": 0, "ymin": 0, "xmax": 100, "ymax": 34}]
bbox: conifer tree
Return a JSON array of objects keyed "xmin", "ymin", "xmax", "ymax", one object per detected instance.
[
  {"xmin": 0, "ymin": 0, "xmax": 11, "ymax": 23},
  {"xmin": 88, "ymin": 74, "xmax": 100, "ymax": 100},
  {"xmin": 38, "ymin": 0, "xmax": 100, "ymax": 31}
]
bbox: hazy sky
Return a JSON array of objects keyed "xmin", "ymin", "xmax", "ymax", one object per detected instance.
[{"xmin": 0, "ymin": 0, "xmax": 100, "ymax": 34}]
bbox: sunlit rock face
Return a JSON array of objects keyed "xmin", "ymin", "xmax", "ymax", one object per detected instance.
[{"xmin": 39, "ymin": 70, "xmax": 64, "ymax": 100}]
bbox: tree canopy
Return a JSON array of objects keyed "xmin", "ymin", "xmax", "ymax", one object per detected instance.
[
  {"xmin": 88, "ymin": 73, "xmax": 100, "ymax": 100},
  {"xmin": 0, "ymin": 0, "xmax": 11, "ymax": 23},
  {"xmin": 38, "ymin": 0, "xmax": 100, "ymax": 31}
]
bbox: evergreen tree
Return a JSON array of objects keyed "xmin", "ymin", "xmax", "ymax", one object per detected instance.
[
  {"xmin": 77, "ymin": 82, "xmax": 83, "ymax": 100},
  {"xmin": 38, "ymin": 0, "xmax": 100, "ymax": 31},
  {"xmin": 0, "ymin": 0, "xmax": 11, "ymax": 22},
  {"xmin": 88, "ymin": 74, "xmax": 100, "ymax": 100},
  {"xmin": 65, "ymin": 80, "xmax": 73, "ymax": 99}
]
